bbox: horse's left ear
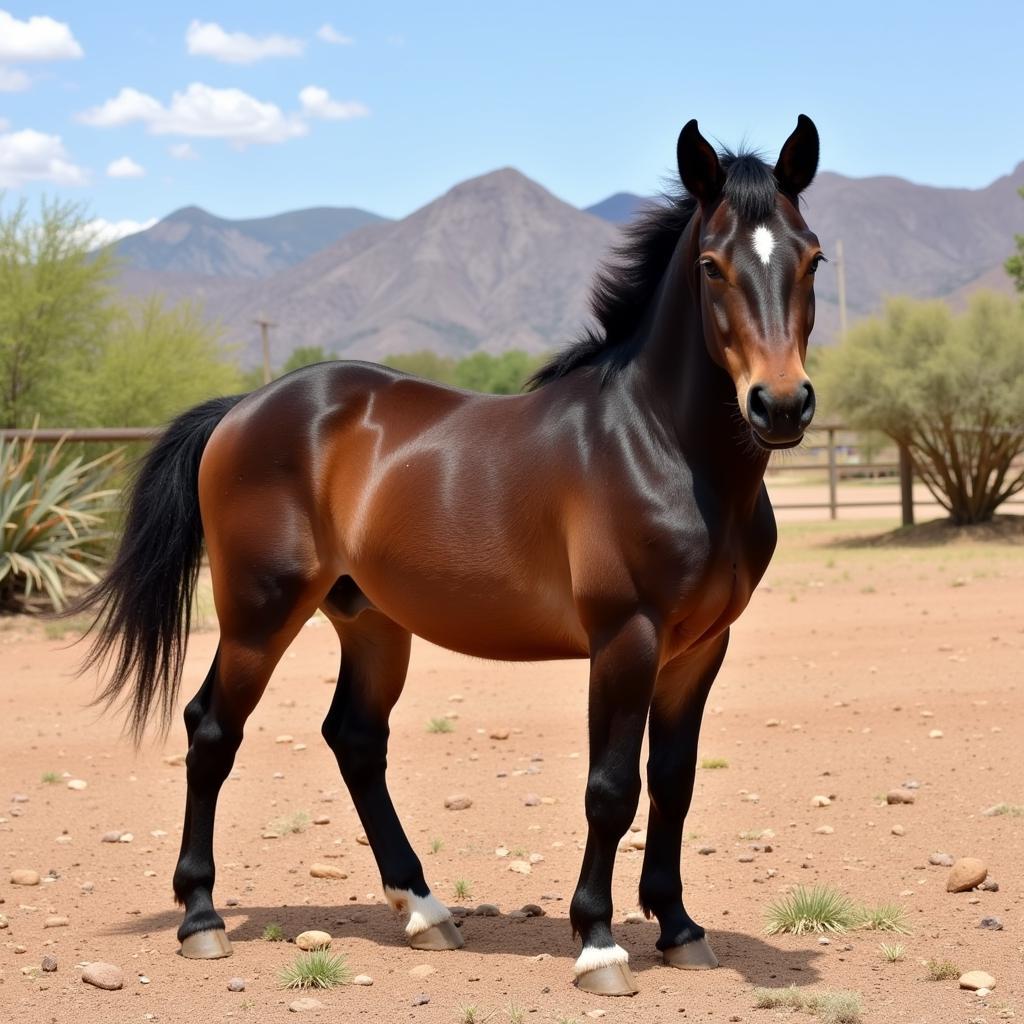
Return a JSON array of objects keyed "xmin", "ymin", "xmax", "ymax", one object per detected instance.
[{"xmin": 774, "ymin": 114, "xmax": 819, "ymax": 199}]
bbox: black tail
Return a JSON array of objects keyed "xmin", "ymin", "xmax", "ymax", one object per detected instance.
[{"xmin": 73, "ymin": 394, "xmax": 247, "ymax": 742}]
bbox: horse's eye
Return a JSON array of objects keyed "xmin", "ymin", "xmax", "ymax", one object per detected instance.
[
  {"xmin": 701, "ymin": 259, "xmax": 722, "ymax": 280},
  {"xmin": 809, "ymin": 253, "xmax": 827, "ymax": 275}
]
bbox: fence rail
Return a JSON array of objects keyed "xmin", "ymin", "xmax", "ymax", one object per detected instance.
[{"xmin": 3, "ymin": 423, "xmax": 1021, "ymax": 524}]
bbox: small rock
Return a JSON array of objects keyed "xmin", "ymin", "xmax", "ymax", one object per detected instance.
[
  {"xmin": 958, "ymin": 970, "xmax": 996, "ymax": 991},
  {"xmin": 312, "ymin": 815, "xmax": 330, "ymax": 826},
  {"xmin": 586, "ymin": 1011, "xmax": 607, "ymax": 1019},
  {"xmin": 521, "ymin": 904, "xmax": 545, "ymax": 917},
  {"xmin": 41, "ymin": 955, "xmax": 58, "ymax": 972},
  {"xmin": 296, "ymin": 930, "xmax": 332, "ymax": 951},
  {"xmin": 225, "ymin": 897, "xmax": 239, "ymax": 907},
  {"xmin": 409, "ymin": 963, "xmax": 436, "ymax": 979},
  {"xmin": 44, "ymin": 915, "xmax": 69, "ymax": 928},
  {"xmin": 738, "ymin": 854, "xmax": 755, "ymax": 863},
  {"xmin": 508, "ymin": 860, "xmax": 531, "ymax": 875},
  {"xmin": 814, "ymin": 825, "xmax": 835, "ymax": 835},
  {"xmin": 444, "ymin": 794, "xmax": 472, "ymax": 811},
  {"xmin": 275, "ymin": 735, "xmax": 294, "ymax": 744},
  {"xmin": 10, "ymin": 869, "xmax": 40, "ymax": 886},
  {"xmin": 82, "ymin": 962, "xmax": 124, "ymax": 990},
  {"xmin": 118, "ymin": 833, "xmax": 134, "ymax": 844},
  {"xmin": 11, "ymin": 793, "xmax": 29, "ymax": 803},
  {"xmin": 488, "ymin": 728, "xmax": 510, "ymax": 740},
  {"xmin": 947, "ymin": 858, "xmax": 988, "ymax": 893},
  {"xmin": 929, "ymin": 852, "xmax": 955, "ymax": 867},
  {"xmin": 697, "ymin": 845, "xmax": 716, "ymax": 855},
  {"xmin": 979, "ymin": 878, "xmax": 999, "ymax": 892},
  {"xmin": 412, "ymin": 994, "xmax": 430, "ymax": 1006},
  {"xmin": 66, "ymin": 779, "xmax": 87, "ymax": 791},
  {"xmin": 811, "ymin": 795, "xmax": 831, "ymax": 807},
  {"xmin": 495, "ymin": 846, "xmax": 509, "ymax": 858},
  {"xmin": 929, "ymin": 729, "xmax": 944, "ymax": 739},
  {"xmin": 353, "ymin": 974, "xmax": 373, "ymax": 986},
  {"xmin": 886, "ymin": 789, "xmax": 916, "ymax": 805},
  {"xmin": 289, "ymin": 997, "xmax": 323, "ymax": 1012},
  {"xmin": 309, "ymin": 864, "xmax": 346, "ymax": 880},
  {"xmin": 355, "ymin": 832, "xmax": 369, "ymax": 846},
  {"xmin": 623, "ymin": 910, "xmax": 646, "ymax": 924},
  {"xmin": 523, "ymin": 793, "xmax": 541, "ymax": 807},
  {"xmin": 227, "ymin": 977, "xmax": 246, "ymax": 992},
  {"xmin": 891, "ymin": 825, "xmax": 905, "ymax": 837},
  {"xmin": 0, "ymin": 914, "xmax": 8, "ymax": 928},
  {"xmin": 138, "ymin": 975, "xmax": 150, "ymax": 984},
  {"xmin": 162, "ymin": 753, "xmax": 186, "ymax": 766},
  {"xmin": 101, "ymin": 831, "xmax": 123, "ymax": 843},
  {"xmin": 529, "ymin": 852, "xmax": 545, "ymax": 864},
  {"xmin": 978, "ymin": 917, "xmax": 1003, "ymax": 930},
  {"xmin": 474, "ymin": 904, "xmax": 500, "ymax": 917}
]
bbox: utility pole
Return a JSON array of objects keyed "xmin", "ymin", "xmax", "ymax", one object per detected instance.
[
  {"xmin": 834, "ymin": 238, "xmax": 848, "ymax": 339},
  {"xmin": 254, "ymin": 313, "xmax": 277, "ymax": 384}
]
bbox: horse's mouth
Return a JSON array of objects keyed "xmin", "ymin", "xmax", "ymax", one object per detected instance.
[{"xmin": 752, "ymin": 431, "xmax": 804, "ymax": 451}]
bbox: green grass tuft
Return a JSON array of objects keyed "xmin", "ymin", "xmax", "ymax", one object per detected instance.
[
  {"xmin": 279, "ymin": 949, "xmax": 351, "ymax": 990},
  {"xmin": 924, "ymin": 958, "xmax": 959, "ymax": 981},
  {"xmin": 765, "ymin": 885, "xmax": 857, "ymax": 935},
  {"xmin": 262, "ymin": 922, "xmax": 284, "ymax": 942},
  {"xmin": 506, "ymin": 1003, "xmax": 525, "ymax": 1024},
  {"xmin": 427, "ymin": 717, "xmax": 454, "ymax": 734},
  {"xmin": 453, "ymin": 878, "xmax": 473, "ymax": 901},
  {"xmin": 754, "ymin": 986, "xmax": 862, "ymax": 1024},
  {"xmin": 40, "ymin": 771, "xmax": 60, "ymax": 784},
  {"xmin": 700, "ymin": 757, "xmax": 729, "ymax": 769},
  {"xmin": 879, "ymin": 942, "xmax": 905, "ymax": 963},
  {"xmin": 856, "ymin": 903, "xmax": 910, "ymax": 934},
  {"xmin": 429, "ymin": 837, "xmax": 444, "ymax": 854},
  {"xmin": 987, "ymin": 802, "xmax": 1024, "ymax": 817},
  {"xmin": 266, "ymin": 810, "xmax": 310, "ymax": 837}
]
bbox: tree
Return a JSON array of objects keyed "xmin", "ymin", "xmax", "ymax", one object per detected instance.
[
  {"xmin": 820, "ymin": 293, "xmax": 1024, "ymax": 524},
  {"xmin": 383, "ymin": 350, "xmax": 457, "ymax": 385},
  {"xmin": 0, "ymin": 197, "xmax": 115, "ymax": 427},
  {"xmin": 1006, "ymin": 186, "xmax": 1024, "ymax": 293},
  {"xmin": 71, "ymin": 297, "xmax": 242, "ymax": 427},
  {"xmin": 453, "ymin": 351, "xmax": 543, "ymax": 394},
  {"xmin": 281, "ymin": 345, "xmax": 332, "ymax": 374}
]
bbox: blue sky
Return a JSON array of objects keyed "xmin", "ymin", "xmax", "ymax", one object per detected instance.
[{"xmin": 1, "ymin": 2, "xmax": 1021, "ymax": 240}]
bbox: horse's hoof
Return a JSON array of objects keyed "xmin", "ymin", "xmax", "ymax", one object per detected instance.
[
  {"xmin": 663, "ymin": 936, "xmax": 719, "ymax": 970},
  {"xmin": 575, "ymin": 962, "xmax": 639, "ymax": 996},
  {"xmin": 409, "ymin": 918, "xmax": 464, "ymax": 951},
  {"xmin": 179, "ymin": 929, "xmax": 233, "ymax": 959}
]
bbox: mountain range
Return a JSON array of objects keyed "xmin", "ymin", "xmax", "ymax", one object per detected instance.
[{"xmin": 108, "ymin": 160, "xmax": 1024, "ymax": 367}]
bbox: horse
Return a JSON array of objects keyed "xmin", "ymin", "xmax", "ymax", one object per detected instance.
[{"xmin": 75, "ymin": 115, "xmax": 823, "ymax": 997}]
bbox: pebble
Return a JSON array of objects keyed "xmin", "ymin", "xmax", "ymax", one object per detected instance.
[
  {"xmin": 353, "ymin": 974, "xmax": 373, "ymax": 986},
  {"xmin": 289, "ymin": 997, "xmax": 323, "ymax": 1012},
  {"xmin": 312, "ymin": 815, "xmax": 330, "ymax": 826},
  {"xmin": 495, "ymin": 846, "xmax": 509, "ymax": 858},
  {"xmin": 489, "ymin": 728, "xmax": 510, "ymax": 740},
  {"xmin": 929, "ymin": 852, "xmax": 955, "ymax": 867},
  {"xmin": 44, "ymin": 915, "xmax": 69, "ymax": 928},
  {"xmin": 409, "ymin": 963, "xmax": 436, "ymax": 979},
  {"xmin": 82, "ymin": 962, "xmax": 124, "ymax": 990},
  {"xmin": 101, "ymin": 831, "xmax": 123, "ymax": 843},
  {"xmin": 958, "ymin": 970, "xmax": 996, "ymax": 991},
  {"xmin": 275, "ymin": 734, "xmax": 294, "ymax": 744},
  {"xmin": 10, "ymin": 869, "xmax": 40, "ymax": 886},
  {"xmin": 11, "ymin": 793, "xmax": 29, "ymax": 803},
  {"xmin": 521, "ymin": 904, "xmax": 545, "ymax": 917},
  {"xmin": 523, "ymin": 793, "xmax": 541, "ymax": 807},
  {"xmin": 309, "ymin": 864, "xmax": 346, "ymax": 880},
  {"xmin": 356, "ymin": 832, "xmax": 369, "ymax": 846},
  {"xmin": 623, "ymin": 911, "xmax": 646, "ymax": 924},
  {"xmin": 162, "ymin": 753, "xmax": 186, "ymax": 766},
  {"xmin": 811, "ymin": 795, "xmax": 831, "ymax": 807},
  {"xmin": 41, "ymin": 956, "xmax": 58, "ymax": 972},
  {"xmin": 814, "ymin": 825, "xmax": 834, "ymax": 835},
  {"xmin": 891, "ymin": 825, "xmax": 905, "ymax": 837},
  {"xmin": 412, "ymin": 994, "xmax": 430, "ymax": 1006},
  {"xmin": 979, "ymin": 878, "xmax": 999, "ymax": 892},
  {"xmin": 227, "ymin": 977, "xmax": 246, "ymax": 992},
  {"xmin": 474, "ymin": 904, "xmax": 500, "ymax": 917},
  {"xmin": 444, "ymin": 794, "xmax": 472, "ymax": 811},
  {"xmin": 947, "ymin": 858, "xmax": 988, "ymax": 893},
  {"xmin": 296, "ymin": 930, "xmax": 332, "ymax": 951},
  {"xmin": 738, "ymin": 854, "xmax": 755, "ymax": 863},
  {"xmin": 0, "ymin": 914, "xmax": 8, "ymax": 928},
  {"xmin": 66, "ymin": 779, "xmax": 87, "ymax": 790},
  {"xmin": 586, "ymin": 1011, "xmax": 607, "ymax": 1019},
  {"xmin": 929, "ymin": 729, "xmax": 944, "ymax": 739},
  {"xmin": 886, "ymin": 789, "xmax": 916, "ymax": 805},
  {"xmin": 697, "ymin": 845, "xmax": 717, "ymax": 855},
  {"xmin": 138, "ymin": 975, "xmax": 150, "ymax": 985},
  {"xmin": 978, "ymin": 917, "xmax": 1003, "ymax": 930},
  {"xmin": 508, "ymin": 860, "xmax": 531, "ymax": 875}
]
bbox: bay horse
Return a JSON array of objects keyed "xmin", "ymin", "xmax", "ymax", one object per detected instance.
[{"xmin": 77, "ymin": 115, "xmax": 823, "ymax": 996}]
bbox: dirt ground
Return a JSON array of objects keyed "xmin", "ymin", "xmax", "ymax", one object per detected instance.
[{"xmin": 1, "ymin": 515, "xmax": 1022, "ymax": 1024}]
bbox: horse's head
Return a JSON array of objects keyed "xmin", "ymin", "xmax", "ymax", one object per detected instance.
[{"xmin": 678, "ymin": 115, "xmax": 822, "ymax": 450}]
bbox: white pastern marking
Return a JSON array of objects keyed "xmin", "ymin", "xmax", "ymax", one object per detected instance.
[
  {"xmin": 574, "ymin": 943, "xmax": 629, "ymax": 976},
  {"xmin": 384, "ymin": 886, "xmax": 452, "ymax": 937},
  {"xmin": 752, "ymin": 225, "xmax": 775, "ymax": 266}
]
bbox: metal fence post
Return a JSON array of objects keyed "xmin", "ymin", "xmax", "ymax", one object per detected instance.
[
  {"xmin": 827, "ymin": 427, "xmax": 838, "ymax": 520},
  {"xmin": 898, "ymin": 443, "xmax": 914, "ymax": 527}
]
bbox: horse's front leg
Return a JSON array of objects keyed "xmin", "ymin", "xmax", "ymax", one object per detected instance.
[
  {"xmin": 570, "ymin": 614, "xmax": 659, "ymax": 996},
  {"xmin": 638, "ymin": 631, "xmax": 728, "ymax": 970}
]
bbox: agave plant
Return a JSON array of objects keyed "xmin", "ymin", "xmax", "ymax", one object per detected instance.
[{"xmin": 0, "ymin": 434, "xmax": 122, "ymax": 612}]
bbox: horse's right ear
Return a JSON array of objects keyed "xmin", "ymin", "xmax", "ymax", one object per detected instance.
[{"xmin": 677, "ymin": 119, "xmax": 724, "ymax": 205}]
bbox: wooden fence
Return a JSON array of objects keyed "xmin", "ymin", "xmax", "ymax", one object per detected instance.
[{"xmin": 3, "ymin": 424, "xmax": 1021, "ymax": 525}]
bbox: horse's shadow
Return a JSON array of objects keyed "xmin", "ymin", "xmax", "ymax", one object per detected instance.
[{"xmin": 107, "ymin": 903, "xmax": 824, "ymax": 986}]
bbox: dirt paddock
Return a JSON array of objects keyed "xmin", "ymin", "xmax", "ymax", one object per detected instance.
[{"xmin": 1, "ymin": 516, "xmax": 1022, "ymax": 1023}]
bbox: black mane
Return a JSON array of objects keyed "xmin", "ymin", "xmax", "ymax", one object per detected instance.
[{"xmin": 527, "ymin": 150, "xmax": 777, "ymax": 389}]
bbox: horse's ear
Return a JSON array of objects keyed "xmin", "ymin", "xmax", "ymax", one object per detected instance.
[
  {"xmin": 677, "ymin": 119, "xmax": 724, "ymax": 205},
  {"xmin": 774, "ymin": 114, "xmax": 819, "ymax": 198}
]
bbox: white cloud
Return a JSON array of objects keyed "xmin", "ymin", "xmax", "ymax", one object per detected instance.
[
  {"xmin": 168, "ymin": 142, "xmax": 198, "ymax": 160},
  {"xmin": 0, "ymin": 67, "xmax": 30, "ymax": 91},
  {"xmin": 299, "ymin": 86, "xmax": 369, "ymax": 121},
  {"xmin": 80, "ymin": 216, "xmax": 158, "ymax": 249},
  {"xmin": 0, "ymin": 10, "xmax": 83, "ymax": 61},
  {"xmin": 185, "ymin": 20, "xmax": 302, "ymax": 63},
  {"xmin": 317, "ymin": 24, "xmax": 353, "ymax": 45},
  {"xmin": 107, "ymin": 155, "xmax": 145, "ymax": 178},
  {"xmin": 0, "ymin": 129, "xmax": 85, "ymax": 187},
  {"xmin": 79, "ymin": 83, "xmax": 307, "ymax": 145}
]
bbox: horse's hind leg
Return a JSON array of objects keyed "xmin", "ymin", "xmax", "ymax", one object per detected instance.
[
  {"xmin": 174, "ymin": 569, "xmax": 326, "ymax": 958},
  {"xmin": 322, "ymin": 607, "xmax": 461, "ymax": 951},
  {"xmin": 638, "ymin": 632, "xmax": 728, "ymax": 971}
]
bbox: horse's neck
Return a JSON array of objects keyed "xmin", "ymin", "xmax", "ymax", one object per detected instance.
[{"xmin": 629, "ymin": 219, "xmax": 770, "ymax": 503}]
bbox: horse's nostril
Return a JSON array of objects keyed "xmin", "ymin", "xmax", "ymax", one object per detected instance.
[
  {"xmin": 747, "ymin": 385, "xmax": 772, "ymax": 431},
  {"xmin": 799, "ymin": 381, "xmax": 816, "ymax": 427}
]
